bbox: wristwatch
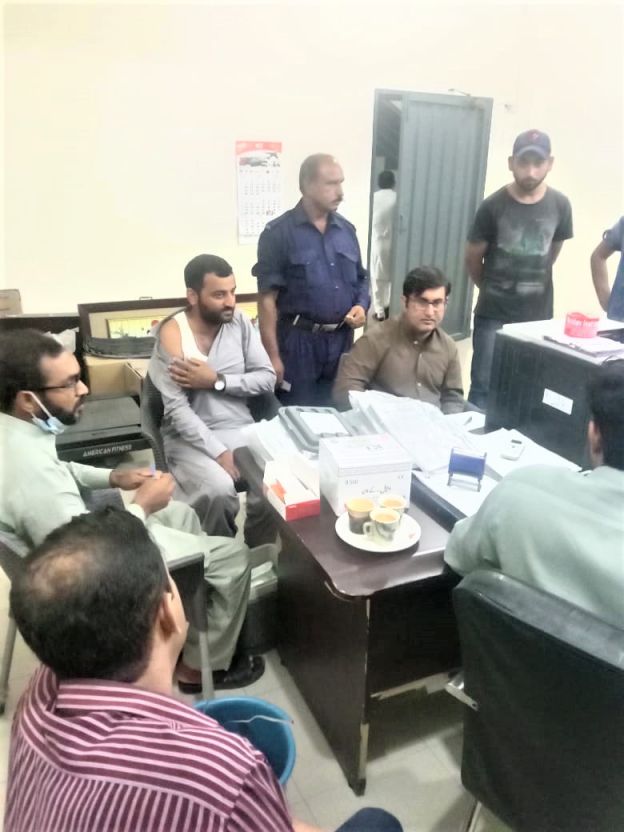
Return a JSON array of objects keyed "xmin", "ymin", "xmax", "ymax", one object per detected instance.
[{"xmin": 214, "ymin": 373, "xmax": 226, "ymax": 392}]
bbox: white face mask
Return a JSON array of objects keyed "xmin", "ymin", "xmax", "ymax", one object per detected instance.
[{"xmin": 27, "ymin": 392, "xmax": 66, "ymax": 436}]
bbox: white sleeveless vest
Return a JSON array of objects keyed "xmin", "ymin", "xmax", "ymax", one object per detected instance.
[{"xmin": 173, "ymin": 310, "xmax": 207, "ymax": 361}]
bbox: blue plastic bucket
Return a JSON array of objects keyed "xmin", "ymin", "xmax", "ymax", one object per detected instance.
[{"xmin": 194, "ymin": 696, "xmax": 296, "ymax": 785}]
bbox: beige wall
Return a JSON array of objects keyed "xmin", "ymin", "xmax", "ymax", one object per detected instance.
[{"xmin": 4, "ymin": 1, "xmax": 623, "ymax": 316}]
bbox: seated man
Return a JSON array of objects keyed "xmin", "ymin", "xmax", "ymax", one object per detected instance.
[
  {"xmin": 6, "ymin": 509, "xmax": 403, "ymax": 832},
  {"xmin": 150, "ymin": 253, "xmax": 277, "ymax": 543},
  {"xmin": 333, "ymin": 266, "xmax": 464, "ymax": 413},
  {"xmin": 0, "ymin": 329, "xmax": 263, "ymax": 691},
  {"xmin": 445, "ymin": 361, "xmax": 624, "ymax": 628}
]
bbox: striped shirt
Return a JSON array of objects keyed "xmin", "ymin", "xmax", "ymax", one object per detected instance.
[{"xmin": 6, "ymin": 667, "xmax": 294, "ymax": 832}]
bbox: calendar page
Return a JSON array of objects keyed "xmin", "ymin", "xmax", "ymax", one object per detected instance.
[{"xmin": 236, "ymin": 140, "xmax": 283, "ymax": 244}]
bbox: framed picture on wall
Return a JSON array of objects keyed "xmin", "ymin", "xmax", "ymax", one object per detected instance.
[{"xmin": 78, "ymin": 294, "xmax": 260, "ymax": 338}]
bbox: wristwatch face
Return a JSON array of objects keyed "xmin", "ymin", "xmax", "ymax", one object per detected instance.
[{"xmin": 214, "ymin": 375, "xmax": 226, "ymax": 391}]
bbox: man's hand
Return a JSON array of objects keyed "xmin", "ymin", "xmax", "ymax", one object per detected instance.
[
  {"xmin": 216, "ymin": 450, "xmax": 240, "ymax": 481},
  {"xmin": 109, "ymin": 468, "xmax": 154, "ymax": 491},
  {"xmin": 343, "ymin": 305, "xmax": 366, "ymax": 329},
  {"xmin": 131, "ymin": 472, "xmax": 176, "ymax": 517},
  {"xmin": 270, "ymin": 355, "xmax": 285, "ymax": 387},
  {"xmin": 169, "ymin": 358, "xmax": 217, "ymax": 390}
]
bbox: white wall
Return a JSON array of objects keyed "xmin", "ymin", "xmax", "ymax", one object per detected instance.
[{"xmin": 4, "ymin": 1, "xmax": 623, "ymax": 315}]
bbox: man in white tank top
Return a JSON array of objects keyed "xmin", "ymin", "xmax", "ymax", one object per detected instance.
[{"xmin": 149, "ymin": 254, "xmax": 277, "ymax": 543}]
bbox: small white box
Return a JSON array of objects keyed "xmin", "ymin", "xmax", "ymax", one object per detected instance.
[
  {"xmin": 263, "ymin": 461, "xmax": 320, "ymax": 521},
  {"xmin": 319, "ymin": 434, "xmax": 412, "ymax": 516}
]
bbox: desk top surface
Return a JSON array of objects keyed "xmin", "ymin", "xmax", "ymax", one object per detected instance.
[{"xmin": 236, "ymin": 447, "xmax": 451, "ymax": 598}]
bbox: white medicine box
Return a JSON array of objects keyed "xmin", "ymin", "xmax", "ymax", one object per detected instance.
[{"xmin": 318, "ymin": 434, "xmax": 412, "ymax": 516}]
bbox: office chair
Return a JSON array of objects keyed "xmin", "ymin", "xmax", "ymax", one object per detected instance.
[
  {"xmin": 446, "ymin": 570, "xmax": 624, "ymax": 832},
  {"xmin": 140, "ymin": 372, "xmax": 169, "ymax": 471}
]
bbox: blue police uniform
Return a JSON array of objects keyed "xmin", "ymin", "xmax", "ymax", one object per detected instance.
[{"xmin": 253, "ymin": 200, "xmax": 369, "ymax": 406}]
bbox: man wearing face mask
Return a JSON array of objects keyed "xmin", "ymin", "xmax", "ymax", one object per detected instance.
[{"xmin": 0, "ymin": 329, "xmax": 264, "ymax": 691}]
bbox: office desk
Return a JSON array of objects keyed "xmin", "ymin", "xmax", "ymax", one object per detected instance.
[{"xmin": 235, "ymin": 448, "xmax": 459, "ymax": 794}]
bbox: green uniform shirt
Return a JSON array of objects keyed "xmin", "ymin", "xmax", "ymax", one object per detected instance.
[{"xmin": 445, "ymin": 465, "xmax": 624, "ymax": 629}]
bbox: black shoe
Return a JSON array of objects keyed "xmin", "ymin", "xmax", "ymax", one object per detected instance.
[
  {"xmin": 213, "ymin": 655, "xmax": 265, "ymax": 690},
  {"xmin": 177, "ymin": 655, "xmax": 265, "ymax": 694}
]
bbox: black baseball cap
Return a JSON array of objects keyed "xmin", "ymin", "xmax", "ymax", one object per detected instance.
[{"xmin": 512, "ymin": 130, "xmax": 552, "ymax": 159}]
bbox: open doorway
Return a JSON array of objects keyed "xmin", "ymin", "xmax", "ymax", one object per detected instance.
[{"xmin": 368, "ymin": 89, "xmax": 492, "ymax": 339}]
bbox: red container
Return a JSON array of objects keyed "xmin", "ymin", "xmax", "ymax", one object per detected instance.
[{"xmin": 564, "ymin": 312, "xmax": 599, "ymax": 338}]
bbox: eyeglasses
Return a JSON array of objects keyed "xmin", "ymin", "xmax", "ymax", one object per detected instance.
[
  {"xmin": 34, "ymin": 375, "xmax": 82, "ymax": 392},
  {"xmin": 409, "ymin": 298, "xmax": 448, "ymax": 310}
]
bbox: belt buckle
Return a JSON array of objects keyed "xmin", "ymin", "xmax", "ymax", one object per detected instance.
[{"xmin": 312, "ymin": 323, "xmax": 321, "ymax": 333}]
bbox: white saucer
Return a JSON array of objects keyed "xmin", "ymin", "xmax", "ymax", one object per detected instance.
[{"xmin": 335, "ymin": 512, "xmax": 421, "ymax": 554}]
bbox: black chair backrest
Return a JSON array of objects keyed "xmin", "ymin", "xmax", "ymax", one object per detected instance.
[
  {"xmin": 140, "ymin": 373, "xmax": 168, "ymax": 471},
  {"xmin": 247, "ymin": 391, "xmax": 281, "ymax": 422},
  {"xmin": 454, "ymin": 570, "xmax": 624, "ymax": 832}
]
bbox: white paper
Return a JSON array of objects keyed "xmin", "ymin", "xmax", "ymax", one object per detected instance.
[
  {"xmin": 542, "ymin": 388, "xmax": 574, "ymax": 415},
  {"xmin": 471, "ymin": 429, "xmax": 580, "ymax": 478},
  {"xmin": 413, "ymin": 470, "xmax": 498, "ymax": 517},
  {"xmin": 300, "ymin": 412, "xmax": 349, "ymax": 436},
  {"xmin": 347, "ymin": 390, "xmax": 479, "ymax": 473},
  {"xmin": 443, "ymin": 411, "xmax": 486, "ymax": 432},
  {"xmin": 544, "ymin": 333, "xmax": 624, "ymax": 357}
]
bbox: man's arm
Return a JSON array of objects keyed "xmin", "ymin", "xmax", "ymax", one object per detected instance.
[
  {"xmin": 465, "ymin": 241, "xmax": 489, "ymax": 288},
  {"xmin": 221, "ymin": 315, "xmax": 277, "ymax": 397},
  {"xmin": 352, "ymin": 236, "xmax": 370, "ymax": 314},
  {"xmin": 444, "ymin": 483, "xmax": 506, "ymax": 575},
  {"xmin": 257, "ymin": 291, "xmax": 283, "ymax": 385},
  {"xmin": 149, "ymin": 334, "xmax": 227, "ymax": 461},
  {"xmin": 440, "ymin": 345, "xmax": 465, "ymax": 414},
  {"xmin": 550, "ymin": 240, "xmax": 564, "ymax": 265},
  {"xmin": 332, "ymin": 333, "xmax": 381, "ymax": 409},
  {"xmin": 465, "ymin": 200, "xmax": 495, "ymax": 288},
  {"xmin": 591, "ymin": 239, "xmax": 616, "ymax": 313},
  {"xmin": 14, "ymin": 461, "xmax": 92, "ymax": 546},
  {"xmin": 225, "ymin": 758, "xmax": 296, "ymax": 832},
  {"xmin": 253, "ymin": 225, "xmax": 288, "ymax": 384}
]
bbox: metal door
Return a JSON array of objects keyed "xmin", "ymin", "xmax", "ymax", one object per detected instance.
[{"xmin": 384, "ymin": 91, "xmax": 492, "ymax": 338}]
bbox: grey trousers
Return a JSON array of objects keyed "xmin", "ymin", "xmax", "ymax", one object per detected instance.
[
  {"xmin": 146, "ymin": 501, "xmax": 250, "ymax": 671},
  {"xmin": 165, "ymin": 428, "xmax": 277, "ymax": 547}
]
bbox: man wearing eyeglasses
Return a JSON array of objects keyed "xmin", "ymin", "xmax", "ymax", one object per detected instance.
[
  {"xmin": 0, "ymin": 329, "xmax": 264, "ymax": 691},
  {"xmin": 333, "ymin": 266, "xmax": 465, "ymax": 412}
]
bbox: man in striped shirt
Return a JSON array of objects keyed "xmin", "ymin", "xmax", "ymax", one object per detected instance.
[{"xmin": 6, "ymin": 510, "xmax": 402, "ymax": 832}]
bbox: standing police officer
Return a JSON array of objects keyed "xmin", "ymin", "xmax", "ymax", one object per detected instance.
[{"xmin": 253, "ymin": 154, "xmax": 369, "ymax": 406}]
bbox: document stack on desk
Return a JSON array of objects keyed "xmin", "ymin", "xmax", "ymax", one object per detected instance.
[{"xmin": 348, "ymin": 390, "xmax": 478, "ymax": 473}]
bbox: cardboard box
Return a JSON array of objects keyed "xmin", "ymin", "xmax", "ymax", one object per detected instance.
[
  {"xmin": 84, "ymin": 356, "xmax": 148, "ymax": 397},
  {"xmin": 319, "ymin": 434, "xmax": 412, "ymax": 516},
  {"xmin": 263, "ymin": 461, "xmax": 320, "ymax": 521}
]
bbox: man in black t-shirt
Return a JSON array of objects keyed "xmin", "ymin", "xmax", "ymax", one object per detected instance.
[{"xmin": 465, "ymin": 130, "xmax": 573, "ymax": 409}]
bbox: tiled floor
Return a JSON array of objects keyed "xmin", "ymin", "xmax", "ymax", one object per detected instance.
[{"xmin": 0, "ymin": 559, "xmax": 510, "ymax": 831}]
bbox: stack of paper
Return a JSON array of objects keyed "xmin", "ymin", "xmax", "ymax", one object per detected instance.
[
  {"xmin": 543, "ymin": 333, "xmax": 624, "ymax": 358},
  {"xmin": 347, "ymin": 390, "xmax": 478, "ymax": 473},
  {"xmin": 413, "ymin": 470, "xmax": 498, "ymax": 517}
]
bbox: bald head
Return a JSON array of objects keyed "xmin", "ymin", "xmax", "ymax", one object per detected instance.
[
  {"xmin": 299, "ymin": 154, "xmax": 344, "ymax": 215},
  {"xmin": 11, "ymin": 509, "xmax": 169, "ymax": 682}
]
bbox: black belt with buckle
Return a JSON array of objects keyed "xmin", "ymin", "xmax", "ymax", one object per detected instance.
[{"xmin": 280, "ymin": 314, "xmax": 344, "ymax": 333}]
